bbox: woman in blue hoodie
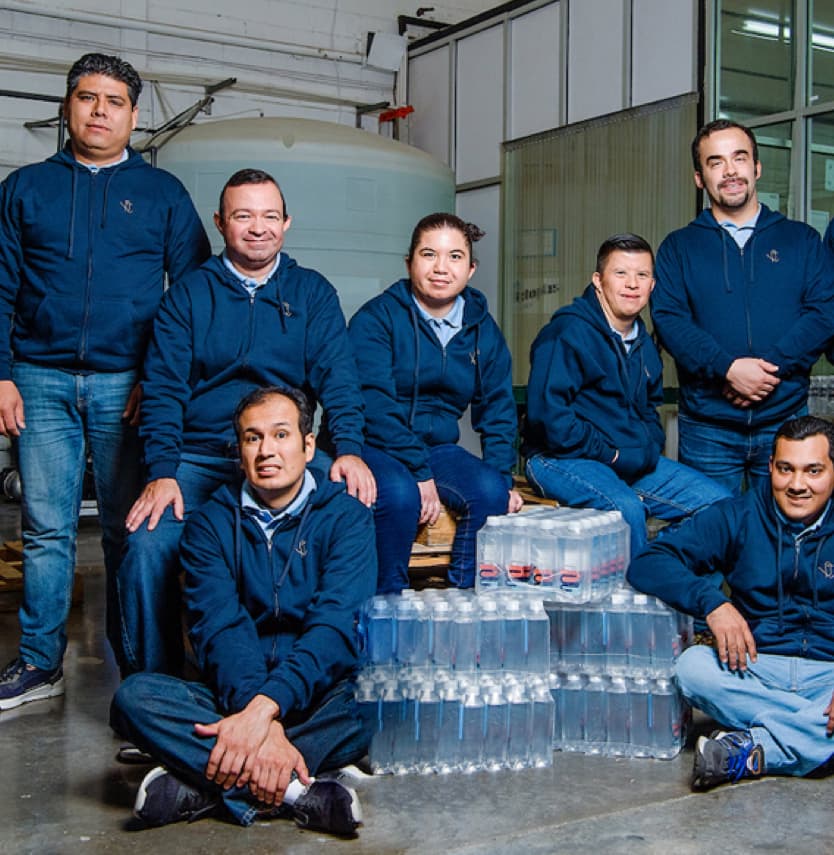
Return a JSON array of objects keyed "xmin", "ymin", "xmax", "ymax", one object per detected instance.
[{"xmin": 349, "ymin": 213, "xmax": 522, "ymax": 592}]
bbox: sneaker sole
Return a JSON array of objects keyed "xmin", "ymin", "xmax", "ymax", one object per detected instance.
[
  {"xmin": 134, "ymin": 766, "xmax": 168, "ymax": 818},
  {"xmin": 0, "ymin": 675, "xmax": 65, "ymax": 711}
]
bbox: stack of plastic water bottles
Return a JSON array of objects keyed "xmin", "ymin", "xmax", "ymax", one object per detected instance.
[
  {"xmin": 356, "ymin": 589, "xmax": 555, "ymax": 775},
  {"xmin": 476, "ymin": 506, "xmax": 630, "ymax": 599},
  {"xmin": 548, "ymin": 587, "xmax": 693, "ymax": 759}
]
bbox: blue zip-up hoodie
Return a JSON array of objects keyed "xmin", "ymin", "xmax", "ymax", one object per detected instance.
[
  {"xmin": 181, "ymin": 471, "xmax": 376, "ymax": 717},
  {"xmin": 523, "ymin": 284, "xmax": 666, "ymax": 483},
  {"xmin": 628, "ymin": 483, "xmax": 834, "ymax": 660},
  {"xmin": 348, "ymin": 278, "xmax": 517, "ymax": 486},
  {"xmin": 0, "ymin": 144, "xmax": 210, "ymax": 379},
  {"xmin": 652, "ymin": 205, "xmax": 834, "ymax": 428},
  {"xmin": 140, "ymin": 254, "xmax": 365, "ymax": 481}
]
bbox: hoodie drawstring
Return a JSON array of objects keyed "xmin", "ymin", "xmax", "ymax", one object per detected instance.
[{"xmin": 66, "ymin": 167, "xmax": 78, "ymax": 260}]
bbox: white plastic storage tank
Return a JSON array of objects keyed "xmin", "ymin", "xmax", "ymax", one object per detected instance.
[{"xmin": 156, "ymin": 117, "xmax": 455, "ymax": 319}]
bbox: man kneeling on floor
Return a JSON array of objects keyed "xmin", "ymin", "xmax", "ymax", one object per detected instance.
[
  {"xmin": 111, "ymin": 385, "xmax": 376, "ymax": 836},
  {"xmin": 628, "ymin": 415, "xmax": 834, "ymax": 790}
]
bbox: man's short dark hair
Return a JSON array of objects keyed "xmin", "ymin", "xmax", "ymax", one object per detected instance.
[
  {"xmin": 233, "ymin": 385, "xmax": 313, "ymax": 440},
  {"xmin": 595, "ymin": 233, "xmax": 654, "ymax": 275},
  {"xmin": 66, "ymin": 53, "xmax": 142, "ymax": 107},
  {"xmin": 218, "ymin": 169, "xmax": 287, "ymax": 220},
  {"xmin": 773, "ymin": 416, "xmax": 834, "ymax": 463},
  {"xmin": 691, "ymin": 119, "xmax": 759, "ymax": 175}
]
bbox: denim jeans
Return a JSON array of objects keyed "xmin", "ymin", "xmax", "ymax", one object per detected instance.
[
  {"xmin": 525, "ymin": 454, "xmax": 731, "ymax": 557},
  {"xmin": 363, "ymin": 444, "xmax": 510, "ymax": 592},
  {"xmin": 13, "ymin": 363, "xmax": 141, "ymax": 671},
  {"xmin": 676, "ymin": 645, "xmax": 834, "ymax": 776},
  {"xmin": 110, "ymin": 673, "xmax": 371, "ymax": 825},
  {"xmin": 116, "ymin": 453, "xmax": 239, "ymax": 677},
  {"xmin": 678, "ymin": 411, "xmax": 806, "ymax": 498}
]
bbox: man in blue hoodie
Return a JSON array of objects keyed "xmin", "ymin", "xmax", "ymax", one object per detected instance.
[
  {"xmin": 0, "ymin": 53, "xmax": 210, "ymax": 710},
  {"xmin": 524, "ymin": 234, "xmax": 730, "ymax": 556},
  {"xmin": 117, "ymin": 168, "xmax": 375, "ymax": 676},
  {"xmin": 628, "ymin": 415, "xmax": 834, "ymax": 790},
  {"xmin": 111, "ymin": 385, "xmax": 374, "ymax": 836},
  {"xmin": 652, "ymin": 120, "xmax": 834, "ymax": 496}
]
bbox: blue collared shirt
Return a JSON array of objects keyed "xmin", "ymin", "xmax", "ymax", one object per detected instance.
[
  {"xmin": 241, "ymin": 469, "xmax": 316, "ymax": 542},
  {"xmin": 718, "ymin": 205, "xmax": 761, "ymax": 249},
  {"xmin": 412, "ymin": 294, "xmax": 465, "ymax": 348},
  {"xmin": 222, "ymin": 251, "xmax": 281, "ymax": 297},
  {"xmin": 79, "ymin": 149, "xmax": 129, "ymax": 173}
]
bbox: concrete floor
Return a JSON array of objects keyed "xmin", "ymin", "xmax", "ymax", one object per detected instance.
[{"xmin": 0, "ymin": 502, "xmax": 832, "ymax": 854}]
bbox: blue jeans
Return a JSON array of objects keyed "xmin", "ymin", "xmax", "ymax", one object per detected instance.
[
  {"xmin": 525, "ymin": 454, "xmax": 731, "ymax": 557},
  {"xmin": 676, "ymin": 645, "xmax": 834, "ymax": 776},
  {"xmin": 13, "ymin": 363, "xmax": 141, "ymax": 671},
  {"xmin": 364, "ymin": 444, "xmax": 510, "ymax": 592},
  {"xmin": 116, "ymin": 453, "xmax": 239, "ymax": 677},
  {"xmin": 678, "ymin": 412, "xmax": 805, "ymax": 498},
  {"xmin": 110, "ymin": 673, "xmax": 371, "ymax": 825}
]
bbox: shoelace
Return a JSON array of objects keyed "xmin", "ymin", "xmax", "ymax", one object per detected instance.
[
  {"xmin": 721, "ymin": 732, "xmax": 757, "ymax": 782},
  {"xmin": 0, "ymin": 659, "xmax": 25, "ymax": 683}
]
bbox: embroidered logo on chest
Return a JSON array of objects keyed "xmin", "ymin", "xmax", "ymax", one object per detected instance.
[
  {"xmin": 120, "ymin": 199, "xmax": 134, "ymax": 214},
  {"xmin": 817, "ymin": 560, "xmax": 834, "ymax": 580},
  {"xmin": 765, "ymin": 249, "xmax": 780, "ymax": 263}
]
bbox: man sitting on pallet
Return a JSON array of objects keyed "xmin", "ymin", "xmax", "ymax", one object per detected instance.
[
  {"xmin": 111, "ymin": 385, "xmax": 376, "ymax": 836},
  {"xmin": 628, "ymin": 415, "xmax": 834, "ymax": 790},
  {"xmin": 522, "ymin": 233, "xmax": 730, "ymax": 557}
]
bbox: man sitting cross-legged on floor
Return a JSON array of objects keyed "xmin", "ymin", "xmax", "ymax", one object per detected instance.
[
  {"xmin": 111, "ymin": 385, "xmax": 376, "ymax": 836},
  {"xmin": 629, "ymin": 415, "xmax": 834, "ymax": 790}
]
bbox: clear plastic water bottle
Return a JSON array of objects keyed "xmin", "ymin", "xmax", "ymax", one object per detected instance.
[
  {"xmin": 582, "ymin": 602, "xmax": 605, "ymax": 673},
  {"xmin": 501, "ymin": 597, "xmax": 527, "ymax": 672},
  {"xmin": 416, "ymin": 680, "xmax": 442, "ymax": 773},
  {"xmin": 477, "ymin": 516, "xmax": 505, "ymax": 590},
  {"xmin": 366, "ymin": 595, "xmax": 395, "ymax": 667},
  {"xmin": 506, "ymin": 516, "xmax": 534, "ymax": 586},
  {"xmin": 529, "ymin": 681, "xmax": 555, "ymax": 766},
  {"xmin": 477, "ymin": 597, "xmax": 503, "ymax": 672},
  {"xmin": 453, "ymin": 597, "xmax": 479, "ymax": 672},
  {"xmin": 560, "ymin": 520, "xmax": 591, "ymax": 602},
  {"xmin": 548, "ymin": 672, "xmax": 562, "ymax": 749},
  {"xmin": 395, "ymin": 596, "xmax": 419, "ymax": 669},
  {"xmin": 481, "ymin": 685, "xmax": 509, "ymax": 771},
  {"xmin": 605, "ymin": 674, "xmax": 630, "ymax": 757},
  {"xmin": 584, "ymin": 674, "xmax": 608, "ymax": 754},
  {"xmin": 436, "ymin": 680, "xmax": 462, "ymax": 774},
  {"xmin": 531, "ymin": 518, "xmax": 558, "ymax": 590},
  {"xmin": 628, "ymin": 675, "xmax": 652, "ymax": 758},
  {"xmin": 392, "ymin": 677, "xmax": 419, "ymax": 774},
  {"xmin": 459, "ymin": 686, "xmax": 485, "ymax": 773},
  {"xmin": 649, "ymin": 677, "xmax": 683, "ymax": 759},
  {"xmin": 505, "ymin": 684, "xmax": 531, "ymax": 769},
  {"xmin": 558, "ymin": 605, "xmax": 583, "ymax": 670},
  {"xmin": 411, "ymin": 597, "xmax": 431, "ymax": 668},
  {"xmin": 629, "ymin": 593, "xmax": 653, "ymax": 673},
  {"xmin": 431, "ymin": 597, "xmax": 455, "ymax": 670},
  {"xmin": 375, "ymin": 679, "xmax": 402, "ymax": 774},
  {"xmin": 524, "ymin": 598, "xmax": 550, "ymax": 675},
  {"xmin": 560, "ymin": 672, "xmax": 586, "ymax": 751},
  {"xmin": 605, "ymin": 589, "xmax": 631, "ymax": 673},
  {"xmin": 652, "ymin": 602, "xmax": 681, "ymax": 676}
]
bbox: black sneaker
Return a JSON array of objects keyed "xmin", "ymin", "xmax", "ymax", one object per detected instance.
[
  {"xmin": 134, "ymin": 766, "xmax": 219, "ymax": 827},
  {"xmin": 692, "ymin": 729, "xmax": 765, "ymax": 791},
  {"xmin": 0, "ymin": 657, "xmax": 64, "ymax": 711},
  {"xmin": 290, "ymin": 779, "xmax": 363, "ymax": 837}
]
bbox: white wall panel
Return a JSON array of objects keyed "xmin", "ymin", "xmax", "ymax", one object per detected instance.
[
  {"xmin": 456, "ymin": 183, "xmax": 502, "ymax": 455},
  {"xmin": 567, "ymin": 0, "xmax": 627, "ymax": 123},
  {"xmin": 456, "ymin": 25, "xmax": 504, "ymax": 183},
  {"xmin": 632, "ymin": 0, "xmax": 697, "ymax": 105},
  {"xmin": 510, "ymin": 3, "xmax": 562, "ymax": 139},
  {"xmin": 408, "ymin": 47, "xmax": 452, "ymax": 166}
]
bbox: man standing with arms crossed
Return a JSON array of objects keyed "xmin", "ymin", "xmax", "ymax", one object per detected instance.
[
  {"xmin": 652, "ymin": 119, "xmax": 834, "ymax": 496},
  {"xmin": 0, "ymin": 53, "xmax": 210, "ymax": 709}
]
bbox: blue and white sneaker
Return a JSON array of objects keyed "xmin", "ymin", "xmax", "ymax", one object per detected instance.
[
  {"xmin": 0, "ymin": 657, "xmax": 64, "ymax": 711},
  {"xmin": 691, "ymin": 729, "xmax": 765, "ymax": 791},
  {"xmin": 134, "ymin": 767, "xmax": 218, "ymax": 827}
]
